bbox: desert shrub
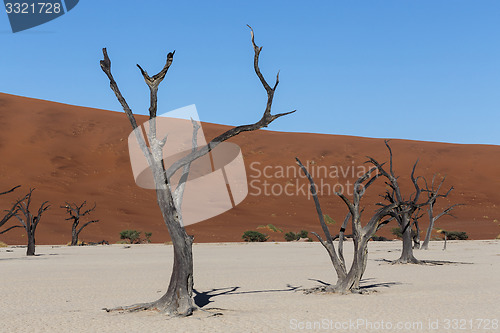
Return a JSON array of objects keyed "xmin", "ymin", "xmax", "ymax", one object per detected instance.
[
  {"xmin": 445, "ymin": 231, "xmax": 468, "ymax": 240},
  {"xmin": 0, "ymin": 241, "xmax": 8, "ymax": 248},
  {"xmin": 298, "ymin": 230, "xmax": 308, "ymax": 239},
  {"xmin": 242, "ymin": 231, "xmax": 268, "ymax": 242},
  {"xmin": 323, "ymin": 214, "xmax": 335, "ymax": 225},
  {"xmin": 391, "ymin": 227, "xmax": 403, "ymax": 238},
  {"xmin": 391, "ymin": 227, "xmax": 418, "ymax": 239},
  {"xmin": 120, "ymin": 230, "xmax": 141, "ymax": 244},
  {"xmin": 284, "ymin": 230, "xmax": 309, "ymax": 241},
  {"xmin": 144, "ymin": 232, "xmax": 152, "ymax": 243},
  {"xmin": 371, "ymin": 235, "xmax": 389, "ymax": 241}
]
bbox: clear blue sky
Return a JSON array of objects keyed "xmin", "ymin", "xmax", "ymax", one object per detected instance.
[{"xmin": 1, "ymin": 1, "xmax": 499, "ymax": 145}]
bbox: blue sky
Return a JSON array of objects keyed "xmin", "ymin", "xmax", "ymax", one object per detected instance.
[{"xmin": 1, "ymin": 1, "xmax": 499, "ymax": 145}]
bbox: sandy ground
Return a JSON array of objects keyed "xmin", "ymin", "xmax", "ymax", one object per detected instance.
[{"xmin": 0, "ymin": 240, "xmax": 499, "ymax": 332}]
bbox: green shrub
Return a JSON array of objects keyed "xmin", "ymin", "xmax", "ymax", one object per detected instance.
[
  {"xmin": 445, "ymin": 231, "xmax": 468, "ymax": 240},
  {"xmin": 298, "ymin": 230, "xmax": 308, "ymax": 239},
  {"xmin": 284, "ymin": 232, "xmax": 299, "ymax": 242},
  {"xmin": 391, "ymin": 227, "xmax": 403, "ymax": 238},
  {"xmin": 144, "ymin": 232, "xmax": 152, "ymax": 243},
  {"xmin": 242, "ymin": 231, "xmax": 268, "ymax": 242},
  {"xmin": 323, "ymin": 214, "xmax": 335, "ymax": 225},
  {"xmin": 284, "ymin": 230, "xmax": 309, "ymax": 241},
  {"xmin": 120, "ymin": 230, "xmax": 141, "ymax": 244}
]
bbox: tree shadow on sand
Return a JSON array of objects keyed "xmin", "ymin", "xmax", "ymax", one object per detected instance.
[
  {"xmin": 305, "ymin": 278, "xmax": 402, "ymax": 293},
  {"xmin": 373, "ymin": 258, "xmax": 473, "ymax": 265},
  {"xmin": 193, "ymin": 284, "xmax": 301, "ymax": 308}
]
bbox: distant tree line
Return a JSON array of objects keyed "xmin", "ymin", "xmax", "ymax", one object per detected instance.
[{"xmin": 0, "ymin": 186, "xmax": 99, "ymax": 255}]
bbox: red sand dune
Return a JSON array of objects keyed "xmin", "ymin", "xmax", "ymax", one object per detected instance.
[{"xmin": 0, "ymin": 93, "xmax": 498, "ymax": 244}]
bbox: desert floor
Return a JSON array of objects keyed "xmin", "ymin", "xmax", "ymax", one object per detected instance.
[{"xmin": 0, "ymin": 240, "xmax": 499, "ymax": 332}]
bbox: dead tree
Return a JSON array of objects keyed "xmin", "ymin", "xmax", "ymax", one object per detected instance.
[
  {"xmin": 61, "ymin": 201, "xmax": 99, "ymax": 246},
  {"xmin": 367, "ymin": 141, "xmax": 437, "ymax": 264},
  {"xmin": 100, "ymin": 26, "xmax": 294, "ymax": 316},
  {"xmin": 296, "ymin": 158, "xmax": 397, "ymax": 293},
  {"xmin": 0, "ymin": 189, "xmax": 50, "ymax": 256},
  {"xmin": 420, "ymin": 174, "xmax": 461, "ymax": 250}
]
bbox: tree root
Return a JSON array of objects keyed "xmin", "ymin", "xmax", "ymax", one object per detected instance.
[
  {"xmin": 103, "ymin": 301, "xmax": 197, "ymax": 317},
  {"xmin": 391, "ymin": 257, "xmax": 423, "ymax": 265},
  {"xmin": 302, "ymin": 285, "xmax": 337, "ymax": 294},
  {"xmin": 103, "ymin": 301, "xmax": 158, "ymax": 313}
]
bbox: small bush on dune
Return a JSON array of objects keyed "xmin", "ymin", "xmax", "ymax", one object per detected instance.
[
  {"xmin": 284, "ymin": 230, "xmax": 310, "ymax": 242},
  {"xmin": 120, "ymin": 230, "xmax": 141, "ymax": 244},
  {"xmin": 323, "ymin": 214, "xmax": 336, "ymax": 225},
  {"xmin": 284, "ymin": 232, "xmax": 298, "ymax": 242},
  {"xmin": 298, "ymin": 230, "xmax": 308, "ymax": 239},
  {"xmin": 242, "ymin": 231, "xmax": 268, "ymax": 242},
  {"xmin": 391, "ymin": 227, "xmax": 403, "ymax": 238},
  {"xmin": 119, "ymin": 230, "xmax": 153, "ymax": 244},
  {"xmin": 445, "ymin": 231, "xmax": 468, "ymax": 240}
]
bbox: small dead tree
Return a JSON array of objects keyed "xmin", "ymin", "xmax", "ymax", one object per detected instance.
[
  {"xmin": 100, "ymin": 26, "xmax": 294, "ymax": 316},
  {"xmin": 367, "ymin": 141, "xmax": 442, "ymax": 264},
  {"xmin": 296, "ymin": 158, "xmax": 397, "ymax": 293},
  {"xmin": 61, "ymin": 201, "xmax": 99, "ymax": 246},
  {"xmin": 0, "ymin": 189, "xmax": 50, "ymax": 256},
  {"xmin": 420, "ymin": 175, "xmax": 461, "ymax": 250}
]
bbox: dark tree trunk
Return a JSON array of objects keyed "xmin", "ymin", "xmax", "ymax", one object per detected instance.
[
  {"xmin": 27, "ymin": 232, "xmax": 35, "ymax": 256},
  {"xmin": 154, "ymin": 228, "xmax": 194, "ymax": 315},
  {"xmin": 71, "ymin": 225, "xmax": 78, "ymax": 246},
  {"xmin": 394, "ymin": 220, "xmax": 420, "ymax": 264},
  {"xmin": 152, "ymin": 188, "xmax": 195, "ymax": 316}
]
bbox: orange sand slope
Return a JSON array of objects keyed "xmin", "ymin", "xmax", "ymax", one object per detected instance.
[{"xmin": 0, "ymin": 93, "xmax": 498, "ymax": 244}]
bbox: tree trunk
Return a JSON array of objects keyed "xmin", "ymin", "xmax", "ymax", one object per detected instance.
[
  {"xmin": 154, "ymin": 227, "xmax": 194, "ymax": 316},
  {"xmin": 105, "ymin": 186, "xmax": 196, "ymax": 316},
  {"xmin": 412, "ymin": 220, "xmax": 420, "ymax": 249},
  {"xmin": 334, "ymin": 238, "xmax": 368, "ymax": 293},
  {"xmin": 148, "ymin": 185, "xmax": 195, "ymax": 316},
  {"xmin": 394, "ymin": 221, "xmax": 420, "ymax": 264},
  {"xmin": 421, "ymin": 203, "xmax": 434, "ymax": 250},
  {"xmin": 71, "ymin": 225, "xmax": 78, "ymax": 246},
  {"xmin": 27, "ymin": 232, "xmax": 35, "ymax": 256}
]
